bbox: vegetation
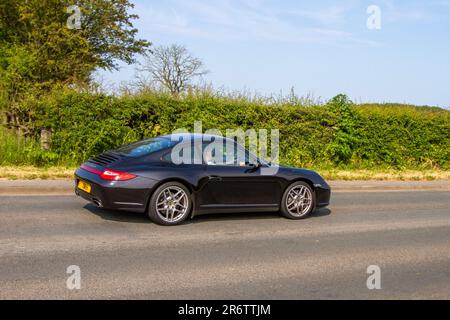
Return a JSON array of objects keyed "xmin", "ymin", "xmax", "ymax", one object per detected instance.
[
  {"xmin": 0, "ymin": 124, "xmax": 56, "ymax": 166},
  {"xmin": 136, "ymin": 44, "xmax": 209, "ymax": 95},
  {"xmin": 0, "ymin": 2, "xmax": 448, "ymax": 180},
  {"xmin": 0, "ymin": 0, "xmax": 150, "ymax": 134},
  {"xmin": 1, "ymin": 90, "xmax": 448, "ymax": 176}
]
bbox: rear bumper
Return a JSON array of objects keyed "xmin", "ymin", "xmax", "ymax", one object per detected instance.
[
  {"xmin": 74, "ymin": 167, "xmax": 158, "ymax": 213},
  {"xmin": 75, "ymin": 187, "xmax": 107, "ymax": 208}
]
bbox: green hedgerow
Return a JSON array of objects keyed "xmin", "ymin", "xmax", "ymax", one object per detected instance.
[{"xmin": 2, "ymin": 90, "xmax": 449, "ymax": 170}]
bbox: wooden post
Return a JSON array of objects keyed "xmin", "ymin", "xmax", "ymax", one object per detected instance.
[
  {"xmin": 2, "ymin": 112, "xmax": 8, "ymax": 126},
  {"xmin": 40, "ymin": 128, "xmax": 52, "ymax": 150}
]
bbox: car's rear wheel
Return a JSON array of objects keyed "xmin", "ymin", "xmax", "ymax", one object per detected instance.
[
  {"xmin": 280, "ymin": 181, "xmax": 315, "ymax": 219},
  {"xmin": 148, "ymin": 182, "xmax": 192, "ymax": 226}
]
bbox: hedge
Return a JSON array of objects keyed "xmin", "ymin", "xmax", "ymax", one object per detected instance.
[{"xmin": 3, "ymin": 90, "xmax": 449, "ymax": 169}]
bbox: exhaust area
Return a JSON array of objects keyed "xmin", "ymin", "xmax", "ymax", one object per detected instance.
[{"xmin": 92, "ymin": 199, "xmax": 103, "ymax": 208}]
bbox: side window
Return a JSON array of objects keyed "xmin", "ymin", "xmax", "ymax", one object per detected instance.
[
  {"xmin": 162, "ymin": 152, "xmax": 172, "ymax": 162},
  {"xmin": 162, "ymin": 143, "xmax": 202, "ymax": 165},
  {"xmin": 235, "ymin": 144, "xmax": 259, "ymax": 166},
  {"xmin": 202, "ymin": 140, "xmax": 256, "ymax": 167}
]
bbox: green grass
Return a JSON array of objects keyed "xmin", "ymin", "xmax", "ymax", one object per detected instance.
[
  {"xmin": 0, "ymin": 127, "xmax": 73, "ymax": 167},
  {"xmin": 0, "ymin": 127, "xmax": 40, "ymax": 165}
]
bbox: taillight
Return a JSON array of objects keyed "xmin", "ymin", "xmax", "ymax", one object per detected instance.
[
  {"xmin": 80, "ymin": 164, "xmax": 137, "ymax": 181},
  {"xmin": 100, "ymin": 170, "xmax": 137, "ymax": 181},
  {"xmin": 80, "ymin": 164, "xmax": 102, "ymax": 175}
]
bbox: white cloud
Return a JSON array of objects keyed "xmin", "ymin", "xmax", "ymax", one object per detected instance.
[
  {"xmin": 282, "ymin": 5, "xmax": 350, "ymax": 26},
  {"xmin": 133, "ymin": 3, "xmax": 209, "ymax": 38},
  {"xmin": 381, "ymin": 0, "xmax": 430, "ymax": 23},
  {"xmin": 134, "ymin": 0, "xmax": 380, "ymax": 47}
]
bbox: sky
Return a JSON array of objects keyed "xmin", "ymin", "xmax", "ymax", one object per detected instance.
[{"xmin": 98, "ymin": 0, "xmax": 450, "ymax": 107}]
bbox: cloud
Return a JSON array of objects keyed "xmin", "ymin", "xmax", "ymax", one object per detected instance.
[
  {"xmin": 133, "ymin": 0, "xmax": 380, "ymax": 47},
  {"xmin": 133, "ymin": 4, "xmax": 209, "ymax": 38},
  {"xmin": 281, "ymin": 5, "xmax": 350, "ymax": 25},
  {"xmin": 381, "ymin": 0, "xmax": 431, "ymax": 23}
]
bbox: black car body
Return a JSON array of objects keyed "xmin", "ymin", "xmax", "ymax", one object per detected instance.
[{"xmin": 75, "ymin": 134, "xmax": 331, "ymax": 225}]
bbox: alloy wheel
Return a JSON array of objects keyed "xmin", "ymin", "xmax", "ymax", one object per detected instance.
[
  {"xmin": 285, "ymin": 185, "xmax": 313, "ymax": 217},
  {"xmin": 155, "ymin": 186, "xmax": 189, "ymax": 223}
]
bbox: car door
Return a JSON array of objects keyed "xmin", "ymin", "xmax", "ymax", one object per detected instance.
[{"xmin": 197, "ymin": 140, "xmax": 282, "ymax": 211}]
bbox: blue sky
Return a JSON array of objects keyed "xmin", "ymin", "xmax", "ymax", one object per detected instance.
[{"xmin": 99, "ymin": 0, "xmax": 450, "ymax": 107}]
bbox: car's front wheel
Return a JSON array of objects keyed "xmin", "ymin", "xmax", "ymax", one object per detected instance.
[
  {"xmin": 148, "ymin": 182, "xmax": 192, "ymax": 226},
  {"xmin": 280, "ymin": 181, "xmax": 315, "ymax": 219}
]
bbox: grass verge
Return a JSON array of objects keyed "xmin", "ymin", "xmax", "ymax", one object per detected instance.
[
  {"xmin": 0, "ymin": 166, "xmax": 449, "ymax": 181},
  {"xmin": 0, "ymin": 166, "xmax": 76, "ymax": 180},
  {"xmin": 318, "ymin": 169, "xmax": 450, "ymax": 181}
]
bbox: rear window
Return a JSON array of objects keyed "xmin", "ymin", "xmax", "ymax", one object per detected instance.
[{"xmin": 115, "ymin": 138, "xmax": 177, "ymax": 157}]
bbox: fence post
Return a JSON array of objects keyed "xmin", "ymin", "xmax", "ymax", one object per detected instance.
[{"xmin": 40, "ymin": 128, "xmax": 52, "ymax": 150}]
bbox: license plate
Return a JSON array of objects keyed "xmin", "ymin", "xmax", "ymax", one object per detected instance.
[{"xmin": 77, "ymin": 180, "xmax": 91, "ymax": 193}]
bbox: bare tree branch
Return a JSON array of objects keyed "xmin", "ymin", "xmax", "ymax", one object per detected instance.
[{"xmin": 136, "ymin": 44, "xmax": 209, "ymax": 95}]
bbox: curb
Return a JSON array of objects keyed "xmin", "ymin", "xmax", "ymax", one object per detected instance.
[
  {"xmin": 0, "ymin": 179, "xmax": 449, "ymax": 196},
  {"xmin": 0, "ymin": 180, "xmax": 74, "ymax": 196},
  {"xmin": 329, "ymin": 180, "xmax": 450, "ymax": 192}
]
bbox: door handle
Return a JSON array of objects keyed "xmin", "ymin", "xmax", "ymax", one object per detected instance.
[{"xmin": 208, "ymin": 176, "xmax": 222, "ymax": 181}]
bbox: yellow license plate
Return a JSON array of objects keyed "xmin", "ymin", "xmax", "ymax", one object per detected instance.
[{"xmin": 77, "ymin": 180, "xmax": 91, "ymax": 193}]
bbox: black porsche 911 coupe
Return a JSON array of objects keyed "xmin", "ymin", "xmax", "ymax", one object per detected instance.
[{"xmin": 75, "ymin": 134, "xmax": 331, "ymax": 225}]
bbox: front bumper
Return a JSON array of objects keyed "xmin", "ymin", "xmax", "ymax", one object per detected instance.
[
  {"xmin": 315, "ymin": 185, "xmax": 331, "ymax": 208},
  {"xmin": 312, "ymin": 176, "xmax": 331, "ymax": 208}
]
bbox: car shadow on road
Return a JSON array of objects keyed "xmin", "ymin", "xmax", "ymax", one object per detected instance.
[
  {"xmin": 84, "ymin": 204, "xmax": 150, "ymax": 224},
  {"xmin": 84, "ymin": 203, "xmax": 331, "ymax": 225},
  {"xmin": 190, "ymin": 207, "xmax": 331, "ymax": 224}
]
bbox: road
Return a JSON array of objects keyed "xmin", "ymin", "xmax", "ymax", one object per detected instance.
[{"xmin": 0, "ymin": 189, "xmax": 449, "ymax": 299}]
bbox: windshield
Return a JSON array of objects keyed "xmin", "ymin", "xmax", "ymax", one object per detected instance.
[{"xmin": 115, "ymin": 138, "xmax": 177, "ymax": 157}]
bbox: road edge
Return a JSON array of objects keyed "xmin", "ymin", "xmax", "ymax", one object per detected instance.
[{"xmin": 0, "ymin": 179, "xmax": 449, "ymax": 196}]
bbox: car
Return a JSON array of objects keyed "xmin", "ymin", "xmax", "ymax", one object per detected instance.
[{"xmin": 75, "ymin": 134, "xmax": 331, "ymax": 226}]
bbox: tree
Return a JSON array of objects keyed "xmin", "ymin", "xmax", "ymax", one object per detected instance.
[
  {"xmin": 0, "ymin": 0, "xmax": 150, "ymax": 132},
  {"xmin": 137, "ymin": 44, "xmax": 208, "ymax": 95}
]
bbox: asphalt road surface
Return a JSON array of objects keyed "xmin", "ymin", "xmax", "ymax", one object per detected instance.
[{"xmin": 0, "ymin": 190, "xmax": 449, "ymax": 299}]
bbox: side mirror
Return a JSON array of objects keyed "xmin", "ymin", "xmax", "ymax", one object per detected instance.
[{"xmin": 247, "ymin": 161, "xmax": 262, "ymax": 172}]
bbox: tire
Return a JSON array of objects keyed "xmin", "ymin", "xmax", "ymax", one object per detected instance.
[
  {"xmin": 280, "ymin": 181, "xmax": 315, "ymax": 219},
  {"xmin": 148, "ymin": 182, "xmax": 192, "ymax": 226}
]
